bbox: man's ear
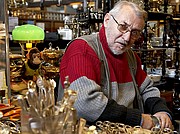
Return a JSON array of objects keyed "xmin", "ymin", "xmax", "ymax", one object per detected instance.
[{"xmin": 104, "ymin": 13, "xmax": 111, "ymax": 28}]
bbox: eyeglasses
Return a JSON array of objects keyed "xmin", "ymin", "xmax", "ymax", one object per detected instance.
[{"xmin": 111, "ymin": 15, "xmax": 141, "ymax": 40}]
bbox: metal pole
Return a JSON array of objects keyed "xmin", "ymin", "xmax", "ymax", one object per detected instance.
[
  {"xmin": 4, "ymin": 0, "xmax": 11, "ymax": 98},
  {"xmin": 83, "ymin": 0, "xmax": 87, "ymax": 12},
  {"xmin": 95, "ymin": 0, "xmax": 98, "ymax": 11}
]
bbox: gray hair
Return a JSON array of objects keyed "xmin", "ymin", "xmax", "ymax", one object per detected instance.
[{"xmin": 109, "ymin": 1, "xmax": 147, "ymax": 20}]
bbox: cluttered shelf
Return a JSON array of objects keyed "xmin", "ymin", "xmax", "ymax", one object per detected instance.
[
  {"xmin": 9, "ymin": 8, "xmax": 76, "ymax": 32},
  {"xmin": 9, "ymin": 8, "xmax": 75, "ymax": 21}
]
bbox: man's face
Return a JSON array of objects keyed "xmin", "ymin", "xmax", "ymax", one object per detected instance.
[{"xmin": 104, "ymin": 6, "xmax": 145, "ymax": 55}]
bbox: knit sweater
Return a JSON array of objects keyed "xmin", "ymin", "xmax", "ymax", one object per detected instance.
[{"xmin": 59, "ymin": 25, "xmax": 172, "ymax": 126}]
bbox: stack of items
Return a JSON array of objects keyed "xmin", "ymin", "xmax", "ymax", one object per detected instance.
[{"xmin": 18, "ymin": 76, "xmax": 78, "ymax": 134}]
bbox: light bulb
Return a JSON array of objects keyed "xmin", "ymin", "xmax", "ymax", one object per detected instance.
[{"xmin": 26, "ymin": 43, "xmax": 32, "ymax": 49}]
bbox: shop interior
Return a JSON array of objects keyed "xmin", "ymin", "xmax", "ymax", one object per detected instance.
[{"xmin": 0, "ymin": 0, "xmax": 180, "ymax": 133}]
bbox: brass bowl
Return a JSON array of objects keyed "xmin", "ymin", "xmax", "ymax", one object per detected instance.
[
  {"xmin": 42, "ymin": 48, "xmax": 63, "ymax": 66},
  {"xmin": 41, "ymin": 65, "xmax": 59, "ymax": 79},
  {"xmin": 41, "ymin": 65, "xmax": 59, "ymax": 73}
]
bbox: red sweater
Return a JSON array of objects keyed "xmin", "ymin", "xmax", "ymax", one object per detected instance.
[{"xmin": 60, "ymin": 26, "xmax": 147, "ymax": 87}]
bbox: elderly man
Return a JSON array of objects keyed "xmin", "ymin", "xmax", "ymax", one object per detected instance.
[{"xmin": 59, "ymin": 1, "xmax": 172, "ymax": 130}]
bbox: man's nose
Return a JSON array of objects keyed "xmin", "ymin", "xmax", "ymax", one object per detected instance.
[{"xmin": 122, "ymin": 31, "xmax": 131, "ymax": 42}]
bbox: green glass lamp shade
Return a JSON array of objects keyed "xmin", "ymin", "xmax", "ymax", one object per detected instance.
[{"xmin": 12, "ymin": 24, "xmax": 45, "ymax": 43}]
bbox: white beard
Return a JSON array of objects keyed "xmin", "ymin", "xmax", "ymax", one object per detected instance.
[{"xmin": 110, "ymin": 47, "xmax": 124, "ymax": 55}]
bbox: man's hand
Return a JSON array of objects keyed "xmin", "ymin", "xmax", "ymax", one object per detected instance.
[
  {"xmin": 153, "ymin": 112, "xmax": 173, "ymax": 129},
  {"xmin": 141, "ymin": 114, "xmax": 154, "ymax": 129}
]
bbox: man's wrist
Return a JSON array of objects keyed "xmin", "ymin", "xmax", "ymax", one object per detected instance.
[{"xmin": 151, "ymin": 115, "xmax": 161, "ymax": 128}]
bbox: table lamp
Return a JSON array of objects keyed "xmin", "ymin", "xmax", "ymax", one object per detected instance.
[{"xmin": 12, "ymin": 24, "xmax": 45, "ymax": 51}]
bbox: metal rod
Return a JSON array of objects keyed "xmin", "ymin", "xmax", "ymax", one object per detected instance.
[
  {"xmin": 4, "ymin": 0, "xmax": 11, "ymax": 98},
  {"xmin": 83, "ymin": 0, "xmax": 87, "ymax": 12}
]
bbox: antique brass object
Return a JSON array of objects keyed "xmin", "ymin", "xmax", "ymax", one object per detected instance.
[
  {"xmin": 41, "ymin": 43, "xmax": 63, "ymax": 79},
  {"xmin": 9, "ymin": 54, "xmax": 25, "ymax": 82},
  {"xmin": 95, "ymin": 121, "xmax": 178, "ymax": 134}
]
